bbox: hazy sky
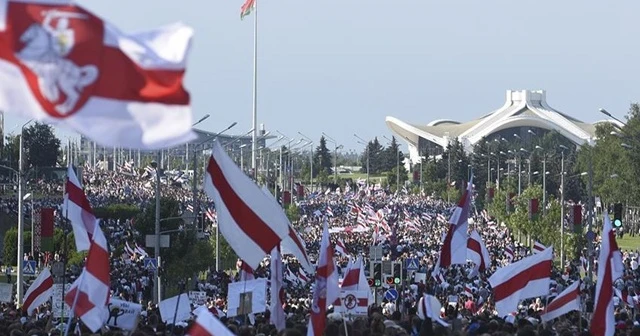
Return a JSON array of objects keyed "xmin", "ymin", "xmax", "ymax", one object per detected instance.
[{"xmin": 6, "ymin": 0, "xmax": 640, "ymax": 151}]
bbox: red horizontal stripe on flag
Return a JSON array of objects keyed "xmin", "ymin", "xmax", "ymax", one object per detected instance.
[
  {"xmin": 467, "ymin": 238, "xmax": 485, "ymax": 270},
  {"xmin": 65, "ymin": 288, "xmax": 96, "ymax": 317},
  {"xmin": 207, "ymin": 156, "xmax": 281, "ymax": 254},
  {"xmin": 96, "ymin": 48, "xmax": 189, "ymax": 105},
  {"xmin": 66, "ymin": 181, "xmax": 95, "ymax": 215},
  {"xmin": 333, "ymin": 298, "xmax": 368, "ymax": 306},
  {"xmin": 289, "ymin": 227, "xmax": 309, "ymax": 262},
  {"xmin": 85, "ymin": 244, "xmax": 110, "ymax": 286},
  {"xmin": 22, "ymin": 276, "xmax": 53, "ymax": 313},
  {"xmin": 187, "ymin": 322, "xmax": 213, "ymax": 336},
  {"xmin": 546, "ymin": 286, "xmax": 580, "ymax": 312},
  {"xmin": 493, "ymin": 260, "xmax": 552, "ymax": 302}
]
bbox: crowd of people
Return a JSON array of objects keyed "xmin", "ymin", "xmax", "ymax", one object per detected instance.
[{"xmin": 0, "ymin": 165, "xmax": 636, "ymax": 336}]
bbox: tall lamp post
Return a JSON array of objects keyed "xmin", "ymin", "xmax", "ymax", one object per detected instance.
[
  {"xmin": 297, "ymin": 132, "xmax": 314, "ymax": 192},
  {"xmin": 16, "ymin": 119, "xmax": 33, "ymax": 304},
  {"xmin": 154, "ymin": 115, "xmax": 217, "ymax": 303},
  {"xmin": 322, "ymin": 132, "xmax": 341, "ymax": 182},
  {"xmin": 354, "ymin": 134, "xmax": 370, "ymax": 185},
  {"xmin": 558, "ymin": 144, "xmax": 568, "ymax": 270}
]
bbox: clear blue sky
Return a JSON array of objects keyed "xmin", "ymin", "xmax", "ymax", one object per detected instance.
[{"xmin": 6, "ymin": 0, "xmax": 640, "ymax": 151}]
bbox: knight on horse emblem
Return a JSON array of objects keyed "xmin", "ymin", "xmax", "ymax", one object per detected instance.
[{"xmin": 16, "ymin": 9, "xmax": 99, "ymax": 115}]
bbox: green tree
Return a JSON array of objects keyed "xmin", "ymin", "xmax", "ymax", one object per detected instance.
[
  {"xmin": 386, "ymin": 165, "xmax": 408, "ymax": 191},
  {"xmin": 314, "ymin": 136, "xmax": 332, "ymax": 176},
  {"xmin": 364, "ymin": 138, "xmax": 384, "ymax": 174},
  {"xmin": 382, "ymin": 136, "xmax": 404, "ymax": 173},
  {"xmin": 134, "ymin": 198, "xmax": 215, "ymax": 289},
  {"xmin": 285, "ymin": 203, "xmax": 300, "ymax": 223},
  {"xmin": 22, "ymin": 123, "xmax": 61, "ymax": 168}
]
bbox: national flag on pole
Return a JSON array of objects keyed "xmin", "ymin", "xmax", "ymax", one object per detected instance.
[
  {"xmin": 188, "ymin": 308, "xmax": 235, "ymax": 336},
  {"xmin": 540, "ymin": 281, "xmax": 581, "ymax": 322},
  {"xmin": 488, "ymin": 246, "xmax": 553, "ymax": 317},
  {"xmin": 63, "ymin": 164, "xmax": 96, "ymax": 251},
  {"xmin": 238, "ymin": 260, "xmax": 254, "ymax": 282},
  {"xmin": 307, "ymin": 218, "xmax": 339, "ymax": 336},
  {"xmin": 0, "ymin": 0, "xmax": 196, "ymax": 149},
  {"xmin": 436, "ymin": 176, "xmax": 473, "ymax": 270},
  {"xmin": 64, "ymin": 224, "xmax": 111, "ymax": 333},
  {"xmin": 23, "ymin": 267, "xmax": 53, "ymax": 315},
  {"xmin": 591, "ymin": 213, "xmax": 623, "ymax": 336},
  {"xmin": 240, "ymin": 0, "xmax": 255, "ymax": 19},
  {"xmin": 204, "ymin": 142, "xmax": 290, "ymax": 270}
]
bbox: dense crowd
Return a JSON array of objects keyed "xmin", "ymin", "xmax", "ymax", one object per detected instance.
[{"xmin": 0, "ymin": 166, "xmax": 637, "ymax": 336}]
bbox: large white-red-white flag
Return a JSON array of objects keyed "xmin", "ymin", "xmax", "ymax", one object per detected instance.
[
  {"xmin": 467, "ymin": 229, "xmax": 490, "ymax": 275},
  {"xmin": 488, "ymin": 246, "xmax": 553, "ymax": 317},
  {"xmin": 591, "ymin": 213, "xmax": 623, "ymax": 336},
  {"xmin": 540, "ymin": 280, "xmax": 581, "ymax": 322},
  {"xmin": 307, "ymin": 219, "xmax": 339, "ymax": 336},
  {"xmin": 22, "ymin": 267, "xmax": 53, "ymax": 315},
  {"xmin": 204, "ymin": 142, "xmax": 290, "ymax": 270},
  {"xmin": 64, "ymin": 223, "xmax": 110, "ymax": 332},
  {"xmin": 0, "ymin": 0, "xmax": 195, "ymax": 149},
  {"xmin": 260, "ymin": 186, "xmax": 314, "ymax": 274},
  {"xmin": 63, "ymin": 164, "xmax": 96, "ymax": 251},
  {"xmin": 436, "ymin": 177, "xmax": 473, "ymax": 270}
]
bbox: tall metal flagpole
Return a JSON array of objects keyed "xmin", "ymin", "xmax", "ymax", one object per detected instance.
[{"xmin": 251, "ymin": 0, "xmax": 259, "ymax": 180}]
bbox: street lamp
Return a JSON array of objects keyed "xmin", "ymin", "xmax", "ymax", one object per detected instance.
[
  {"xmin": 186, "ymin": 114, "xmax": 211, "ymax": 170},
  {"xmin": 154, "ymin": 120, "xmax": 236, "ymax": 303},
  {"xmin": 322, "ymin": 132, "xmax": 341, "ymax": 182},
  {"xmin": 16, "ymin": 119, "xmax": 34, "ymax": 304},
  {"xmin": 240, "ymin": 144, "xmax": 248, "ymax": 171},
  {"xmin": 558, "ymin": 144, "xmax": 569, "ymax": 270},
  {"xmin": 298, "ymin": 132, "xmax": 314, "ymax": 192},
  {"xmin": 354, "ymin": 134, "xmax": 369, "ymax": 185}
]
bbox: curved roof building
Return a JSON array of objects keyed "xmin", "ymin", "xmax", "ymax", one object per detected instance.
[{"xmin": 386, "ymin": 90, "xmax": 619, "ymax": 163}]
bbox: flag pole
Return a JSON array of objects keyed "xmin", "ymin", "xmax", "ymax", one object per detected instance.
[
  {"xmin": 250, "ymin": 0, "xmax": 259, "ymax": 180},
  {"xmin": 63, "ymin": 271, "xmax": 85, "ymax": 336}
]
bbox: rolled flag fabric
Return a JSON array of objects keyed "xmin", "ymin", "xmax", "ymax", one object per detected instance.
[
  {"xmin": 204, "ymin": 142, "xmax": 289, "ymax": 270},
  {"xmin": 63, "ymin": 164, "xmax": 96, "ymax": 251},
  {"xmin": 0, "ymin": 0, "xmax": 195, "ymax": 149},
  {"xmin": 540, "ymin": 281, "xmax": 581, "ymax": 322},
  {"xmin": 488, "ymin": 246, "xmax": 553, "ymax": 317},
  {"xmin": 591, "ymin": 213, "xmax": 624, "ymax": 336},
  {"xmin": 23, "ymin": 268, "xmax": 53, "ymax": 315}
]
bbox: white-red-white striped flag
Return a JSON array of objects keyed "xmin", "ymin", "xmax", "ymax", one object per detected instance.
[
  {"xmin": 540, "ymin": 281, "xmax": 581, "ymax": 322},
  {"xmin": 436, "ymin": 177, "xmax": 473, "ymax": 270},
  {"xmin": 64, "ymin": 224, "xmax": 110, "ymax": 332},
  {"xmin": 467, "ymin": 229, "xmax": 490, "ymax": 273},
  {"xmin": 187, "ymin": 308, "xmax": 235, "ymax": 336},
  {"xmin": 335, "ymin": 238, "xmax": 349, "ymax": 257},
  {"xmin": 63, "ymin": 164, "xmax": 96, "ymax": 251},
  {"xmin": 260, "ymin": 186, "xmax": 314, "ymax": 274},
  {"xmin": 533, "ymin": 241, "xmax": 546, "ymax": 254},
  {"xmin": 22, "ymin": 268, "xmax": 53, "ymax": 315},
  {"xmin": 488, "ymin": 246, "xmax": 553, "ymax": 317},
  {"xmin": 0, "ymin": 0, "xmax": 196, "ymax": 150},
  {"xmin": 204, "ymin": 142, "xmax": 290, "ymax": 270},
  {"xmin": 307, "ymin": 218, "xmax": 339, "ymax": 336},
  {"xmin": 591, "ymin": 213, "xmax": 623, "ymax": 336}
]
